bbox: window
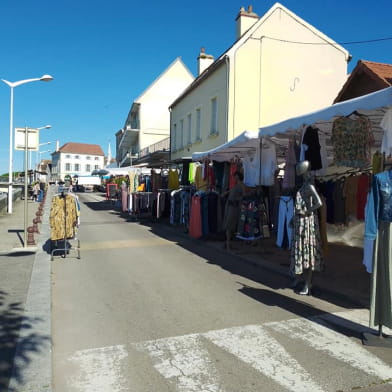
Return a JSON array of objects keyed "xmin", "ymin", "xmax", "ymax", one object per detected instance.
[
  {"xmin": 187, "ymin": 114, "xmax": 192, "ymax": 145},
  {"xmin": 74, "ymin": 163, "xmax": 80, "ymax": 171},
  {"xmin": 65, "ymin": 163, "xmax": 71, "ymax": 171},
  {"xmin": 180, "ymin": 119, "xmax": 184, "ymax": 148},
  {"xmin": 86, "ymin": 156, "xmax": 91, "ymax": 160},
  {"xmin": 74, "ymin": 155, "xmax": 80, "ymax": 159},
  {"xmin": 86, "ymin": 164, "xmax": 91, "ymax": 172},
  {"xmin": 210, "ymin": 97, "xmax": 218, "ymax": 134},
  {"xmin": 172, "ymin": 123, "xmax": 177, "ymax": 150},
  {"xmin": 65, "ymin": 154, "xmax": 71, "ymax": 159},
  {"xmin": 94, "ymin": 157, "xmax": 99, "ymax": 161},
  {"xmin": 195, "ymin": 108, "xmax": 201, "ymax": 141},
  {"xmin": 94, "ymin": 165, "xmax": 99, "ymax": 170}
]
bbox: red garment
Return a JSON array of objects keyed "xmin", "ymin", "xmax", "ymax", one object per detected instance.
[
  {"xmin": 189, "ymin": 195, "xmax": 202, "ymax": 239},
  {"xmin": 356, "ymin": 174, "xmax": 370, "ymax": 220},
  {"xmin": 229, "ymin": 162, "xmax": 237, "ymax": 189},
  {"xmin": 207, "ymin": 166, "xmax": 216, "ymax": 189}
]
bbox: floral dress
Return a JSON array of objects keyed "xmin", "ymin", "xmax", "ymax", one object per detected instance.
[{"xmin": 290, "ymin": 186, "xmax": 323, "ymax": 275}]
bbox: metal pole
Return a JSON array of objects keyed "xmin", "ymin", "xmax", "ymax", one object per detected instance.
[
  {"xmin": 24, "ymin": 127, "xmax": 28, "ymax": 247},
  {"xmin": 8, "ymin": 87, "xmax": 14, "ymax": 213}
]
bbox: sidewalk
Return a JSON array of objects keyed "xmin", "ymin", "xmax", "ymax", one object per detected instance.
[{"xmin": 0, "ymin": 197, "xmax": 41, "ymax": 254}]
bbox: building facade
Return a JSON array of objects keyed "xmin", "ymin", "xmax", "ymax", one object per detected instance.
[
  {"xmin": 51, "ymin": 142, "xmax": 105, "ymax": 181},
  {"xmin": 170, "ymin": 2, "xmax": 350, "ymax": 160},
  {"xmin": 116, "ymin": 57, "xmax": 194, "ymax": 167}
]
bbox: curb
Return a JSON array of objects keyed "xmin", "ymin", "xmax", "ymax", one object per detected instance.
[{"xmin": 8, "ymin": 190, "xmax": 53, "ymax": 392}]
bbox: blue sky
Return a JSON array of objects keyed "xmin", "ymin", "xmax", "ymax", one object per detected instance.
[{"xmin": 0, "ymin": 0, "xmax": 391, "ymax": 174}]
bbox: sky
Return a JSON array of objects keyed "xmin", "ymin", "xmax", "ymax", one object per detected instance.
[{"xmin": 0, "ymin": 0, "xmax": 391, "ymax": 175}]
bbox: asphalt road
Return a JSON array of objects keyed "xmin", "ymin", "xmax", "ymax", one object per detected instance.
[{"xmin": 52, "ymin": 192, "xmax": 392, "ymax": 392}]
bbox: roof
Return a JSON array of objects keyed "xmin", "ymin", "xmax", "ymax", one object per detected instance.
[
  {"xmin": 58, "ymin": 142, "xmax": 104, "ymax": 156},
  {"xmin": 170, "ymin": 2, "xmax": 349, "ymax": 109},
  {"xmin": 335, "ymin": 60, "xmax": 392, "ymax": 102}
]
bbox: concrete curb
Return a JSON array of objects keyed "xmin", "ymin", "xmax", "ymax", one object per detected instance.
[{"xmin": 8, "ymin": 190, "xmax": 53, "ymax": 392}]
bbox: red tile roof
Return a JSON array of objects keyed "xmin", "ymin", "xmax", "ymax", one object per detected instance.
[
  {"xmin": 334, "ymin": 60, "xmax": 392, "ymax": 103},
  {"xmin": 59, "ymin": 142, "xmax": 104, "ymax": 156},
  {"xmin": 361, "ymin": 60, "xmax": 392, "ymax": 85}
]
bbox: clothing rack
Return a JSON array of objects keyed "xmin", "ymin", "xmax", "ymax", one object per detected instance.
[{"xmin": 51, "ymin": 189, "xmax": 81, "ymax": 261}]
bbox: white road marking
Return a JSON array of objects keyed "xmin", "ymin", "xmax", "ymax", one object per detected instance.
[
  {"xmin": 60, "ymin": 309, "xmax": 392, "ymax": 391},
  {"xmin": 204, "ymin": 324, "xmax": 323, "ymax": 392},
  {"xmin": 267, "ymin": 317, "xmax": 392, "ymax": 380},
  {"xmin": 66, "ymin": 345, "xmax": 128, "ymax": 392},
  {"xmin": 135, "ymin": 334, "xmax": 224, "ymax": 392}
]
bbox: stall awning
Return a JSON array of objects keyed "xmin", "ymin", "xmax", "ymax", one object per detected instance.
[
  {"xmin": 259, "ymin": 86, "xmax": 392, "ymax": 138},
  {"xmin": 192, "ymin": 131, "xmax": 259, "ymax": 162}
]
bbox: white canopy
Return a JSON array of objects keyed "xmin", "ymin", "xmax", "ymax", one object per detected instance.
[
  {"xmin": 192, "ymin": 87, "xmax": 392, "ymax": 162},
  {"xmin": 192, "ymin": 130, "xmax": 260, "ymax": 162}
]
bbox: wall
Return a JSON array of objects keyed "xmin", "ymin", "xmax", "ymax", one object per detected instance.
[
  {"xmin": 240, "ymin": 6, "xmax": 348, "ymax": 129},
  {"xmin": 171, "ymin": 62, "xmax": 228, "ymax": 160}
]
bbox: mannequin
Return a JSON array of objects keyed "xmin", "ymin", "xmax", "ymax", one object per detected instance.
[{"xmin": 290, "ymin": 160, "xmax": 323, "ymax": 295}]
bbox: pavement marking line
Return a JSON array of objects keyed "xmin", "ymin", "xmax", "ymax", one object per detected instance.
[
  {"xmin": 134, "ymin": 334, "xmax": 225, "ymax": 392},
  {"xmin": 81, "ymin": 237, "xmax": 176, "ymax": 251},
  {"xmin": 204, "ymin": 324, "xmax": 324, "ymax": 392},
  {"xmin": 266, "ymin": 317, "xmax": 392, "ymax": 381},
  {"xmin": 66, "ymin": 345, "xmax": 129, "ymax": 392}
]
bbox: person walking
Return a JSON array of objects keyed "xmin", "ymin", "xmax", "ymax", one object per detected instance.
[{"xmin": 32, "ymin": 182, "xmax": 40, "ymax": 202}]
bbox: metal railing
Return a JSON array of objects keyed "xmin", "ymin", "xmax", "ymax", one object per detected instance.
[{"xmin": 139, "ymin": 137, "xmax": 170, "ymax": 158}]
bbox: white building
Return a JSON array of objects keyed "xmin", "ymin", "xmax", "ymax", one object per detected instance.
[
  {"xmin": 51, "ymin": 142, "xmax": 105, "ymax": 181},
  {"xmin": 170, "ymin": 3, "xmax": 350, "ymax": 160},
  {"xmin": 116, "ymin": 57, "xmax": 194, "ymax": 167}
]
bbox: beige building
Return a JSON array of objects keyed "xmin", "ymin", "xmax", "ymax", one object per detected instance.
[
  {"xmin": 170, "ymin": 2, "xmax": 350, "ymax": 160},
  {"xmin": 116, "ymin": 58, "xmax": 194, "ymax": 166}
]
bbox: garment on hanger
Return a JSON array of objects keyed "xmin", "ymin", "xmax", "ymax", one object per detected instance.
[
  {"xmin": 356, "ymin": 174, "xmax": 370, "ymax": 220},
  {"xmin": 372, "ymin": 151, "xmax": 383, "ymax": 175},
  {"xmin": 331, "ymin": 115, "xmax": 373, "ymax": 168},
  {"xmin": 242, "ymin": 148, "xmax": 260, "ymax": 187},
  {"xmin": 50, "ymin": 194, "xmax": 78, "ymax": 241},
  {"xmin": 364, "ymin": 170, "xmax": 392, "ymax": 329},
  {"xmin": 332, "ymin": 178, "xmax": 346, "ymax": 224},
  {"xmin": 380, "ymin": 107, "xmax": 392, "ymax": 156},
  {"xmin": 194, "ymin": 165, "xmax": 208, "ymax": 191},
  {"xmin": 302, "ymin": 126, "xmax": 322, "ymax": 170},
  {"xmin": 260, "ymin": 140, "xmax": 277, "ymax": 186},
  {"xmin": 276, "ymin": 196, "xmax": 294, "ymax": 249},
  {"xmin": 189, "ymin": 194, "xmax": 202, "ymax": 238},
  {"xmin": 282, "ymin": 136, "xmax": 296, "ymax": 189},
  {"xmin": 343, "ymin": 175, "xmax": 359, "ymax": 218},
  {"xmin": 313, "ymin": 132, "xmax": 328, "ymax": 176},
  {"xmin": 168, "ymin": 169, "xmax": 180, "ymax": 190}
]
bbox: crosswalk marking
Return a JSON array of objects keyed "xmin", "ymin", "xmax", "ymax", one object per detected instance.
[
  {"xmin": 267, "ymin": 317, "xmax": 392, "ymax": 380},
  {"xmin": 204, "ymin": 324, "xmax": 323, "ymax": 392},
  {"xmin": 66, "ymin": 345, "xmax": 128, "ymax": 392},
  {"xmin": 135, "ymin": 334, "xmax": 224, "ymax": 392},
  {"xmin": 61, "ymin": 310, "xmax": 392, "ymax": 391}
]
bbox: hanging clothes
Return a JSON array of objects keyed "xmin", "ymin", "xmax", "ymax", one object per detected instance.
[
  {"xmin": 242, "ymin": 148, "xmax": 261, "ymax": 187},
  {"xmin": 282, "ymin": 136, "xmax": 296, "ymax": 190},
  {"xmin": 50, "ymin": 194, "xmax": 78, "ymax": 241},
  {"xmin": 380, "ymin": 107, "xmax": 392, "ymax": 157},
  {"xmin": 331, "ymin": 115, "xmax": 374, "ymax": 168},
  {"xmin": 332, "ymin": 178, "xmax": 346, "ymax": 224},
  {"xmin": 372, "ymin": 151, "xmax": 383, "ymax": 175},
  {"xmin": 302, "ymin": 126, "xmax": 322, "ymax": 170},
  {"xmin": 189, "ymin": 194, "xmax": 203, "ymax": 238},
  {"xmin": 356, "ymin": 174, "xmax": 371, "ymax": 220},
  {"xmin": 276, "ymin": 196, "xmax": 294, "ymax": 249},
  {"xmin": 343, "ymin": 175, "xmax": 359, "ymax": 218},
  {"xmin": 194, "ymin": 165, "xmax": 208, "ymax": 191},
  {"xmin": 260, "ymin": 140, "xmax": 277, "ymax": 186},
  {"xmin": 168, "ymin": 169, "xmax": 180, "ymax": 190},
  {"xmin": 364, "ymin": 170, "xmax": 392, "ymax": 329},
  {"xmin": 222, "ymin": 182, "xmax": 244, "ymax": 233}
]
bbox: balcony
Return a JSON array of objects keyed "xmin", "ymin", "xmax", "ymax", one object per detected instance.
[{"xmin": 139, "ymin": 137, "xmax": 170, "ymax": 158}]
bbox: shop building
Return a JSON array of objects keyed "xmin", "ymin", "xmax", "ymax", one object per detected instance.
[
  {"xmin": 116, "ymin": 58, "xmax": 194, "ymax": 167},
  {"xmin": 51, "ymin": 142, "xmax": 105, "ymax": 181},
  {"xmin": 170, "ymin": 2, "xmax": 350, "ymax": 161}
]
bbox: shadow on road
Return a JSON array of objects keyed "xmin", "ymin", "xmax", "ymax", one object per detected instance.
[{"xmin": 0, "ymin": 290, "xmax": 49, "ymax": 392}]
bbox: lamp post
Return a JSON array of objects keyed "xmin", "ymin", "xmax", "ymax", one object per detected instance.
[
  {"xmin": 1, "ymin": 75, "xmax": 53, "ymax": 214},
  {"xmin": 34, "ymin": 125, "xmax": 52, "ymax": 171}
]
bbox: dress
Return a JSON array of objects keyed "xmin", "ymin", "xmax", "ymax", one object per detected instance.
[
  {"xmin": 222, "ymin": 183, "xmax": 243, "ymax": 232},
  {"xmin": 290, "ymin": 186, "xmax": 323, "ymax": 275}
]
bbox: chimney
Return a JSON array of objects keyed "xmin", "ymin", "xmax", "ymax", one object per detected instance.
[
  {"xmin": 197, "ymin": 47, "xmax": 214, "ymax": 75},
  {"xmin": 236, "ymin": 5, "xmax": 259, "ymax": 39}
]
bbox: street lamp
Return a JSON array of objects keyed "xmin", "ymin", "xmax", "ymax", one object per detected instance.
[
  {"xmin": 30, "ymin": 125, "xmax": 52, "ymax": 174},
  {"xmin": 1, "ymin": 75, "xmax": 54, "ymax": 214}
]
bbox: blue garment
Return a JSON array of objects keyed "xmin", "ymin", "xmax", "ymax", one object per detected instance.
[{"xmin": 364, "ymin": 170, "xmax": 392, "ymax": 240}]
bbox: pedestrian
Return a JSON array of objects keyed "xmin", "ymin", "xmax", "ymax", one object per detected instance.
[{"xmin": 32, "ymin": 182, "xmax": 40, "ymax": 202}]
